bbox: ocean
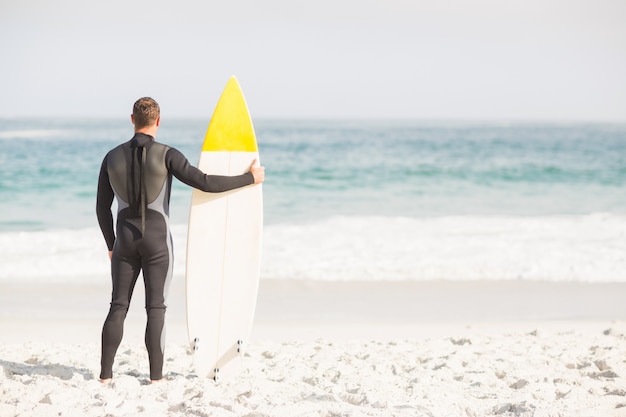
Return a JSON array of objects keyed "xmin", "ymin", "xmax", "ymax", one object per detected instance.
[{"xmin": 1, "ymin": 118, "xmax": 625, "ymax": 283}]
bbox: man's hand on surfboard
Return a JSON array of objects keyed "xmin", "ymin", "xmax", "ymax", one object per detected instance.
[{"xmin": 249, "ymin": 159, "xmax": 265, "ymax": 184}]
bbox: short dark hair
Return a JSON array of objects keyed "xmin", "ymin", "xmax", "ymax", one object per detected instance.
[{"xmin": 133, "ymin": 97, "xmax": 160, "ymax": 128}]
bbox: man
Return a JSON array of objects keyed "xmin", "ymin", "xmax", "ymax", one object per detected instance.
[{"xmin": 96, "ymin": 97, "xmax": 264, "ymax": 383}]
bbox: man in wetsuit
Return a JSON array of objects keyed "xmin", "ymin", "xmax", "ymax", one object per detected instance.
[{"xmin": 96, "ymin": 97, "xmax": 265, "ymax": 383}]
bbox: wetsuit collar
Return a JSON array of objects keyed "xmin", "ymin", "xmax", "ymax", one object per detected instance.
[{"xmin": 131, "ymin": 132, "xmax": 154, "ymax": 147}]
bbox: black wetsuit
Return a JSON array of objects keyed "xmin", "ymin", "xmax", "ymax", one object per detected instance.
[{"xmin": 96, "ymin": 132, "xmax": 253, "ymax": 380}]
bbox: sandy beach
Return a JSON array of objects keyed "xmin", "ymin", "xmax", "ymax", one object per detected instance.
[{"xmin": 1, "ymin": 279, "xmax": 626, "ymax": 416}]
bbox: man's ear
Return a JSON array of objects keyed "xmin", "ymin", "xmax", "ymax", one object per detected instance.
[
  {"xmin": 155, "ymin": 116, "xmax": 161, "ymax": 127},
  {"xmin": 131, "ymin": 114, "xmax": 135, "ymax": 125}
]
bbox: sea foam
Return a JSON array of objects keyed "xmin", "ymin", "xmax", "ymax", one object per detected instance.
[{"xmin": 1, "ymin": 214, "xmax": 624, "ymax": 284}]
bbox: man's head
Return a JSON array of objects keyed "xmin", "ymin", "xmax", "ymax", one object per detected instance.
[{"xmin": 132, "ymin": 97, "xmax": 160, "ymax": 130}]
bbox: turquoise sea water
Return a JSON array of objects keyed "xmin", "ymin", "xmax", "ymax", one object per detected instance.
[
  {"xmin": 1, "ymin": 119, "xmax": 625, "ymax": 231},
  {"xmin": 1, "ymin": 119, "xmax": 626, "ymax": 283}
]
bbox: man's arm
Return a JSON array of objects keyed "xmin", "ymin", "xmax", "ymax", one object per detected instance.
[
  {"xmin": 96, "ymin": 157, "xmax": 116, "ymax": 251},
  {"xmin": 166, "ymin": 148, "xmax": 264, "ymax": 192}
]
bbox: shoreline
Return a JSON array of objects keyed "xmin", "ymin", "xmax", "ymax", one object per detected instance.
[{"xmin": 1, "ymin": 279, "xmax": 625, "ymax": 344}]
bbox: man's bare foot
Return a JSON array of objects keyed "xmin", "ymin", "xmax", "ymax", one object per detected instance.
[
  {"xmin": 99, "ymin": 378, "xmax": 112, "ymax": 384},
  {"xmin": 150, "ymin": 379, "xmax": 165, "ymax": 384}
]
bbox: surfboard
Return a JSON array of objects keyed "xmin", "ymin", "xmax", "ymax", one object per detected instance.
[{"xmin": 185, "ymin": 76, "xmax": 263, "ymax": 381}]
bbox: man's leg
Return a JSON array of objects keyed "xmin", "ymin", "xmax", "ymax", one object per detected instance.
[
  {"xmin": 142, "ymin": 245, "xmax": 172, "ymax": 381},
  {"xmin": 100, "ymin": 253, "xmax": 141, "ymax": 380}
]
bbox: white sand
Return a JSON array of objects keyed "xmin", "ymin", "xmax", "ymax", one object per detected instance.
[{"xmin": 1, "ymin": 279, "xmax": 626, "ymax": 416}]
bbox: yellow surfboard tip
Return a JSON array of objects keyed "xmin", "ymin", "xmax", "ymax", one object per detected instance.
[{"xmin": 202, "ymin": 76, "xmax": 257, "ymax": 153}]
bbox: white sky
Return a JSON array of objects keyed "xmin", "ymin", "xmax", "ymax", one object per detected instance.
[{"xmin": 1, "ymin": 0, "xmax": 625, "ymax": 120}]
